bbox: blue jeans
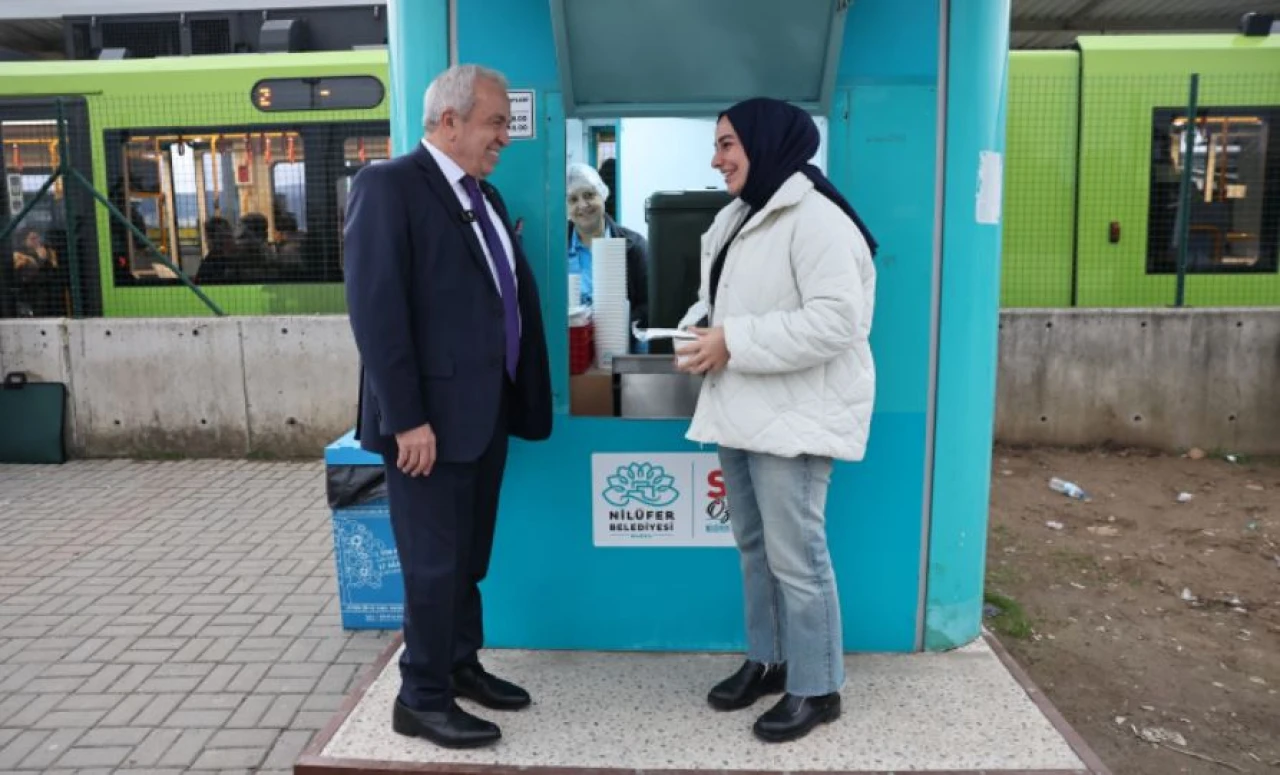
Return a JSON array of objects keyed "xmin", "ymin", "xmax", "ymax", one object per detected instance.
[{"xmin": 719, "ymin": 446, "xmax": 844, "ymax": 696}]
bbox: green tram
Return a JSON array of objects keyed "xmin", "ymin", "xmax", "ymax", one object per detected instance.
[
  {"xmin": 1, "ymin": 33, "xmax": 1277, "ymax": 317},
  {"xmin": 0, "ymin": 50, "xmax": 390, "ymax": 317},
  {"xmin": 1003, "ymin": 34, "xmax": 1280, "ymax": 307}
]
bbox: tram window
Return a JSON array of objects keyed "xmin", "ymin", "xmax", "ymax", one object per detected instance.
[
  {"xmin": 115, "ymin": 132, "xmax": 307, "ymax": 283},
  {"xmin": 272, "ymin": 162, "xmax": 307, "ymax": 231},
  {"xmin": 106, "ymin": 123, "xmax": 391, "ymax": 287},
  {"xmin": 168, "ymin": 144, "xmax": 203, "ymax": 278},
  {"xmin": 1147, "ymin": 107, "xmax": 1279, "ymax": 274},
  {"xmin": 3, "ymin": 119, "xmax": 72, "ymax": 317},
  {"xmin": 3, "ymin": 120, "xmax": 62, "ymax": 231},
  {"xmin": 335, "ymin": 135, "xmax": 391, "ymax": 270},
  {"xmin": 252, "ymin": 77, "xmax": 384, "ymax": 112}
]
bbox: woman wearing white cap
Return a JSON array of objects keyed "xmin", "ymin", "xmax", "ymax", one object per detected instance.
[{"xmin": 565, "ymin": 163, "xmax": 650, "ymax": 349}]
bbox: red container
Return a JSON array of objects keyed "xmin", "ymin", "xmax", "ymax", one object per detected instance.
[{"xmin": 569, "ymin": 322, "xmax": 594, "ymax": 375}]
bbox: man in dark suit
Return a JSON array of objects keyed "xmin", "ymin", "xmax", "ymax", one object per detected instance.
[{"xmin": 343, "ymin": 63, "xmax": 552, "ymax": 749}]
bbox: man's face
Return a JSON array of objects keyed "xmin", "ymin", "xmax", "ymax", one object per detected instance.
[{"xmin": 444, "ymin": 78, "xmax": 511, "ymax": 178}]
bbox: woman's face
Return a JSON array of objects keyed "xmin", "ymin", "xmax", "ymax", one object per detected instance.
[
  {"xmin": 567, "ymin": 186, "xmax": 604, "ymax": 231},
  {"xmin": 712, "ymin": 116, "xmax": 749, "ymax": 196}
]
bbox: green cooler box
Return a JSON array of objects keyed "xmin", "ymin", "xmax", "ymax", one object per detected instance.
[{"xmin": 644, "ymin": 189, "xmax": 732, "ymax": 354}]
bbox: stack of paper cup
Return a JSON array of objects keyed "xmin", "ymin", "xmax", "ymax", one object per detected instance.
[
  {"xmin": 568, "ymin": 274, "xmax": 581, "ymax": 312},
  {"xmin": 591, "ymin": 237, "xmax": 630, "ymax": 369}
]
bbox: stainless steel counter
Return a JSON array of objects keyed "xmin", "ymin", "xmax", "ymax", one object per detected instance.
[{"xmin": 610, "ymin": 355, "xmax": 703, "ymax": 419}]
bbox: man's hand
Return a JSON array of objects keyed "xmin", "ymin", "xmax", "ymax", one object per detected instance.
[
  {"xmin": 395, "ymin": 424, "xmax": 437, "ymax": 477},
  {"xmin": 675, "ymin": 326, "xmax": 730, "ymax": 375}
]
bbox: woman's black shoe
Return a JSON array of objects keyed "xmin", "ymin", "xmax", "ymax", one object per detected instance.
[
  {"xmin": 752, "ymin": 692, "xmax": 842, "ymax": 743},
  {"xmin": 707, "ymin": 660, "xmax": 787, "ymax": 711}
]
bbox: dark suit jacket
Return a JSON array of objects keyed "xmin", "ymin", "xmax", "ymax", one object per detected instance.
[{"xmin": 344, "ymin": 143, "xmax": 552, "ymax": 462}]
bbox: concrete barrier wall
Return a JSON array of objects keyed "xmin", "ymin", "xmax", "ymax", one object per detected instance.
[
  {"xmin": 69, "ymin": 319, "xmax": 251, "ymax": 457},
  {"xmin": 0, "ymin": 317, "xmax": 358, "ymax": 459},
  {"xmin": 239, "ymin": 317, "xmax": 361, "ymax": 457},
  {"xmin": 0, "ymin": 309, "xmax": 1276, "ymax": 458},
  {"xmin": 995, "ymin": 309, "xmax": 1280, "ymax": 455}
]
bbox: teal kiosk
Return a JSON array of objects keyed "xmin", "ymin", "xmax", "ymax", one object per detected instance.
[{"xmin": 330, "ymin": 0, "xmax": 1011, "ymax": 656}]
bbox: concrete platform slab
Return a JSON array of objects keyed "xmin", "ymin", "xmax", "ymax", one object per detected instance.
[{"xmin": 297, "ymin": 633, "xmax": 1109, "ymax": 774}]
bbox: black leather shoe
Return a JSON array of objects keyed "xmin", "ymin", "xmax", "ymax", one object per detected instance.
[
  {"xmin": 707, "ymin": 660, "xmax": 787, "ymax": 711},
  {"xmin": 452, "ymin": 664, "xmax": 532, "ymax": 711},
  {"xmin": 392, "ymin": 699, "xmax": 500, "ymax": 748},
  {"xmin": 753, "ymin": 692, "xmax": 842, "ymax": 743}
]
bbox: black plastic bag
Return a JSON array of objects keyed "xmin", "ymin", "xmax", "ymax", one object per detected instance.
[{"xmin": 326, "ymin": 463, "xmax": 387, "ymax": 509}]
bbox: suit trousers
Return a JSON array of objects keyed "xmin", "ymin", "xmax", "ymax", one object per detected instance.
[{"xmin": 383, "ymin": 378, "xmax": 511, "ymax": 711}]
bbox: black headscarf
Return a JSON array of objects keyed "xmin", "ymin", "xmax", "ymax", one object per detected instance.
[{"xmin": 708, "ymin": 98, "xmax": 877, "ymax": 307}]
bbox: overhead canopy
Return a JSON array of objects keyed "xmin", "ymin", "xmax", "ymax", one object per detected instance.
[{"xmin": 549, "ymin": 0, "xmax": 849, "ymax": 118}]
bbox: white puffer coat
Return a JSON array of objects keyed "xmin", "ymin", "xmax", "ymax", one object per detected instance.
[{"xmin": 679, "ymin": 171, "xmax": 876, "ymax": 461}]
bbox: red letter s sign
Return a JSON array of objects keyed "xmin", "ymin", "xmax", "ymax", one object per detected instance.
[{"xmin": 706, "ymin": 469, "xmax": 726, "ymax": 500}]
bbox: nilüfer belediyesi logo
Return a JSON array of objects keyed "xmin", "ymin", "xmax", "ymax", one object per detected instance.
[
  {"xmin": 603, "ymin": 462, "xmax": 679, "ymax": 507},
  {"xmin": 603, "ymin": 462, "xmax": 679, "ymax": 534}
]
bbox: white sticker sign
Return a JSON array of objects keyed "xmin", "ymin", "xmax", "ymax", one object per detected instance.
[
  {"xmin": 507, "ymin": 90, "xmax": 535, "ymax": 140},
  {"xmin": 592, "ymin": 453, "xmax": 735, "ymax": 548},
  {"xmin": 976, "ymin": 150, "xmax": 1003, "ymax": 225}
]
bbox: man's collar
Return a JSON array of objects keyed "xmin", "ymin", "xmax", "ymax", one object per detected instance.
[{"xmin": 421, "ymin": 138, "xmax": 466, "ymax": 185}]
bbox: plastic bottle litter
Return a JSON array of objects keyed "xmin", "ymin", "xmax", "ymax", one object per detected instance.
[
  {"xmin": 1139, "ymin": 727, "xmax": 1187, "ymax": 747},
  {"xmin": 1049, "ymin": 477, "xmax": 1090, "ymax": 501}
]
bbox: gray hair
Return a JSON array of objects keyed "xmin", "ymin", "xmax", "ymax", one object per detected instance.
[
  {"xmin": 567, "ymin": 163, "xmax": 609, "ymax": 199},
  {"xmin": 422, "ymin": 64, "xmax": 509, "ymax": 132}
]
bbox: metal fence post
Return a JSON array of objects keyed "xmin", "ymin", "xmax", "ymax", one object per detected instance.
[
  {"xmin": 56, "ymin": 99, "xmax": 83, "ymax": 319},
  {"xmin": 1173, "ymin": 73, "xmax": 1199, "ymax": 308}
]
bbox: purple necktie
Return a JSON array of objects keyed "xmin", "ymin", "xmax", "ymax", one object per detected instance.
[{"xmin": 461, "ymin": 175, "xmax": 520, "ymax": 381}]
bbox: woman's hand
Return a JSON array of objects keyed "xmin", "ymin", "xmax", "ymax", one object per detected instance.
[{"xmin": 675, "ymin": 327, "xmax": 730, "ymax": 374}]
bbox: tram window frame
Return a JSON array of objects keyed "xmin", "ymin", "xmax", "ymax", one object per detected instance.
[
  {"xmin": 1146, "ymin": 105, "xmax": 1280, "ymax": 275},
  {"xmin": 252, "ymin": 76, "xmax": 385, "ymax": 113},
  {"xmin": 103, "ymin": 120, "xmax": 390, "ymax": 287},
  {"xmin": 2, "ymin": 119, "xmax": 64, "ymax": 237},
  {"xmin": 335, "ymin": 134, "xmax": 392, "ymax": 271},
  {"xmin": 2, "ymin": 118, "xmax": 74, "ymax": 317}
]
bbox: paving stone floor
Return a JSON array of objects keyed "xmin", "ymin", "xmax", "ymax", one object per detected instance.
[{"xmin": 0, "ymin": 459, "xmax": 394, "ymax": 774}]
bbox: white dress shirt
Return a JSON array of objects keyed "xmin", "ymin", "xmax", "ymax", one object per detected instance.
[{"xmin": 421, "ymin": 139, "xmax": 517, "ymax": 293}]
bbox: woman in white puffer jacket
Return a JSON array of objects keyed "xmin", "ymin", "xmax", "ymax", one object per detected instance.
[{"xmin": 675, "ymin": 97, "xmax": 877, "ymax": 745}]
